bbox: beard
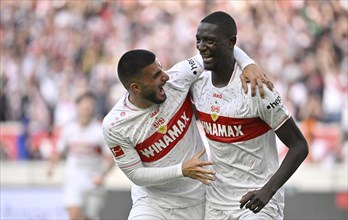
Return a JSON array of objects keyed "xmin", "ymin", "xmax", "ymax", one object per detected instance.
[{"xmin": 142, "ymin": 90, "xmax": 167, "ymax": 105}]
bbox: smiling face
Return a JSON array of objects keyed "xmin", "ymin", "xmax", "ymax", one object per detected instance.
[
  {"xmin": 131, "ymin": 59, "xmax": 169, "ymax": 107},
  {"xmin": 196, "ymin": 22, "xmax": 236, "ymax": 72}
]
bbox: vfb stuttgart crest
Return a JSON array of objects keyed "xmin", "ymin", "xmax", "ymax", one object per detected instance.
[
  {"xmin": 211, "ymin": 112, "xmax": 219, "ymax": 122},
  {"xmin": 154, "ymin": 117, "xmax": 167, "ymax": 134},
  {"xmin": 211, "ymin": 105, "xmax": 220, "ymax": 122},
  {"xmin": 158, "ymin": 125, "xmax": 167, "ymax": 134}
]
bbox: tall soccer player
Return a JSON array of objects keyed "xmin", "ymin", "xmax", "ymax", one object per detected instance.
[
  {"xmin": 102, "ymin": 47, "xmax": 271, "ymax": 219},
  {"xmin": 191, "ymin": 11, "xmax": 308, "ymax": 220}
]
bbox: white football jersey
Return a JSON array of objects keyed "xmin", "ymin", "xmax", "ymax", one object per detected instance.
[
  {"xmin": 190, "ymin": 63, "xmax": 291, "ymax": 211},
  {"xmin": 57, "ymin": 119, "xmax": 109, "ymax": 188},
  {"xmin": 102, "ymin": 55, "xmax": 207, "ymax": 208}
]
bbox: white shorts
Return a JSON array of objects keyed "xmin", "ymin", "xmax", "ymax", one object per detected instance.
[
  {"xmin": 128, "ymin": 197, "xmax": 205, "ymax": 220},
  {"xmin": 205, "ymin": 201, "xmax": 283, "ymax": 220},
  {"xmin": 63, "ymin": 185, "xmax": 106, "ymax": 220}
]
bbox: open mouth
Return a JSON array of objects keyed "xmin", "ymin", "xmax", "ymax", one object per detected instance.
[
  {"xmin": 158, "ymin": 86, "xmax": 165, "ymax": 96},
  {"xmin": 202, "ymin": 55, "xmax": 213, "ymax": 62}
]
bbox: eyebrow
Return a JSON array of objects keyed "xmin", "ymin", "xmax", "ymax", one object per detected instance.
[
  {"xmin": 196, "ymin": 34, "xmax": 216, "ymax": 39},
  {"xmin": 152, "ymin": 70, "xmax": 162, "ymax": 78}
]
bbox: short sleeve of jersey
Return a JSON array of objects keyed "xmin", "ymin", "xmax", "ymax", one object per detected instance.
[
  {"xmin": 102, "ymin": 120, "xmax": 142, "ymax": 170},
  {"xmin": 166, "ymin": 54, "xmax": 204, "ymax": 90},
  {"xmin": 252, "ymin": 85, "xmax": 291, "ymax": 131}
]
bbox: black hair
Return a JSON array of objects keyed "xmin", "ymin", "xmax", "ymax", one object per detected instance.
[
  {"xmin": 75, "ymin": 91, "xmax": 97, "ymax": 104},
  {"xmin": 117, "ymin": 49, "xmax": 156, "ymax": 89},
  {"xmin": 201, "ymin": 11, "xmax": 237, "ymax": 36}
]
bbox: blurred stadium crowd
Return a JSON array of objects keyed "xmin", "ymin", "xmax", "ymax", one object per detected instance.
[{"xmin": 0, "ymin": 0, "xmax": 347, "ymax": 165}]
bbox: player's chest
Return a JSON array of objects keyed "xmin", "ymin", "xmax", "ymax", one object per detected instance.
[
  {"xmin": 124, "ymin": 93, "xmax": 193, "ymax": 144},
  {"xmin": 126, "ymin": 95, "xmax": 194, "ymax": 163},
  {"xmin": 195, "ymin": 83, "xmax": 249, "ymax": 118}
]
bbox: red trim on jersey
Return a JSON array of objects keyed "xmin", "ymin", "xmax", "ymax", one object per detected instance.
[
  {"xmin": 123, "ymin": 94, "xmax": 140, "ymax": 111},
  {"xmin": 135, "ymin": 95, "xmax": 193, "ymax": 162},
  {"xmin": 197, "ymin": 111, "xmax": 271, "ymax": 143},
  {"xmin": 118, "ymin": 160, "xmax": 142, "ymax": 169}
]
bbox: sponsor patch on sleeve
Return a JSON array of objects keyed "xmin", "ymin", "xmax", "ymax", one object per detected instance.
[{"xmin": 110, "ymin": 145, "xmax": 125, "ymax": 159}]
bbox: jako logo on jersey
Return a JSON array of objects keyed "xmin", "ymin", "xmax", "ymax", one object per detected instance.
[
  {"xmin": 135, "ymin": 96, "xmax": 193, "ymax": 162},
  {"xmin": 187, "ymin": 58, "xmax": 198, "ymax": 74},
  {"xmin": 110, "ymin": 145, "xmax": 125, "ymax": 158},
  {"xmin": 197, "ymin": 111, "xmax": 271, "ymax": 143},
  {"xmin": 267, "ymin": 96, "xmax": 281, "ymax": 109},
  {"xmin": 150, "ymin": 108, "xmax": 160, "ymax": 118},
  {"xmin": 213, "ymin": 93, "xmax": 223, "ymax": 99}
]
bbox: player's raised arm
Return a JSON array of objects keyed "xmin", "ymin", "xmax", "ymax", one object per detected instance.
[
  {"xmin": 234, "ymin": 46, "xmax": 274, "ymax": 98},
  {"xmin": 195, "ymin": 45, "xmax": 274, "ymax": 97}
]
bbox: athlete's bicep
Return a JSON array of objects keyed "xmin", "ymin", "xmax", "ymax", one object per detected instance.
[{"xmin": 275, "ymin": 117, "xmax": 308, "ymax": 150}]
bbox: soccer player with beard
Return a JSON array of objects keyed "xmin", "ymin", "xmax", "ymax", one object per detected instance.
[
  {"xmin": 190, "ymin": 11, "xmax": 308, "ymax": 220},
  {"xmin": 102, "ymin": 47, "xmax": 270, "ymax": 219}
]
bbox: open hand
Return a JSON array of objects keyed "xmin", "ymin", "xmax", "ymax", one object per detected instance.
[
  {"xmin": 240, "ymin": 64, "xmax": 274, "ymax": 98},
  {"xmin": 182, "ymin": 148, "xmax": 215, "ymax": 185}
]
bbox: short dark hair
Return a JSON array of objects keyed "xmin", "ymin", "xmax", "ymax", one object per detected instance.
[
  {"xmin": 201, "ymin": 11, "xmax": 237, "ymax": 36},
  {"xmin": 117, "ymin": 49, "xmax": 156, "ymax": 89},
  {"xmin": 75, "ymin": 91, "xmax": 96, "ymax": 104}
]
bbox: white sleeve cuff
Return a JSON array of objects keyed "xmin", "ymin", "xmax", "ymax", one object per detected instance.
[
  {"xmin": 176, "ymin": 163, "xmax": 184, "ymax": 177},
  {"xmin": 234, "ymin": 46, "xmax": 255, "ymax": 70}
]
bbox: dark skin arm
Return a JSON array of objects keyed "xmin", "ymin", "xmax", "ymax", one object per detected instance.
[{"xmin": 239, "ymin": 117, "xmax": 308, "ymax": 213}]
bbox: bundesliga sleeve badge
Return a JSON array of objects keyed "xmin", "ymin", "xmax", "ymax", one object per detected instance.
[{"xmin": 110, "ymin": 145, "xmax": 125, "ymax": 159}]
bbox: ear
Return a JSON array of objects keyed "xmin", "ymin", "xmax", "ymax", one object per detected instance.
[
  {"xmin": 129, "ymin": 82, "xmax": 141, "ymax": 94},
  {"xmin": 228, "ymin": 35, "xmax": 237, "ymax": 49}
]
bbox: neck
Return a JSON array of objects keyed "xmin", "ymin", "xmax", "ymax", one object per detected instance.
[
  {"xmin": 211, "ymin": 58, "xmax": 236, "ymax": 88},
  {"xmin": 128, "ymin": 94, "xmax": 152, "ymax": 109}
]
